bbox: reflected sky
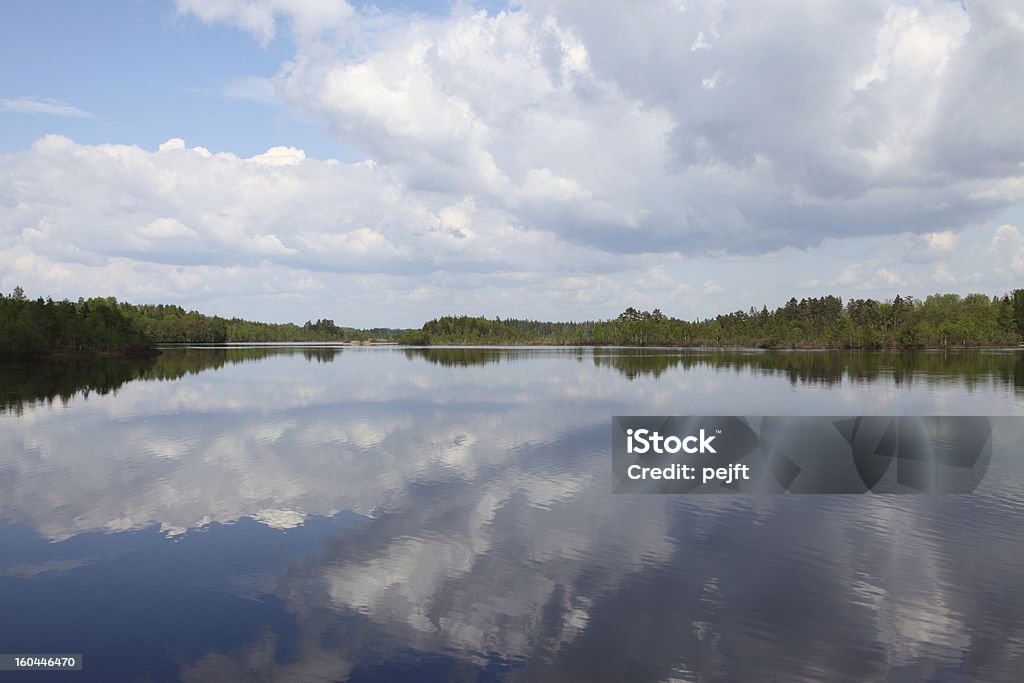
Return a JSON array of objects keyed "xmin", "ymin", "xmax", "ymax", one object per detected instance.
[{"xmin": 1, "ymin": 347, "xmax": 1023, "ymax": 681}]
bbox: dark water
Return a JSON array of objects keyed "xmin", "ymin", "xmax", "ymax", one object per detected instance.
[{"xmin": 1, "ymin": 346, "xmax": 1023, "ymax": 682}]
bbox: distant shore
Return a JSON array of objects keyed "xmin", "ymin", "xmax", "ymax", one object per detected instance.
[
  {"xmin": 4, "ymin": 288, "xmax": 1023, "ymax": 355},
  {"xmin": 395, "ymin": 341, "xmax": 1024, "ymax": 350}
]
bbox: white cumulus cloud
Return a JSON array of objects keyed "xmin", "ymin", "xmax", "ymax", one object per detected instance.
[{"xmin": 172, "ymin": 0, "xmax": 1024, "ymax": 258}]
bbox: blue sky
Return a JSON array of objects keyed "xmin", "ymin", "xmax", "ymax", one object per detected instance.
[
  {"xmin": 0, "ymin": 1, "xmax": 337, "ymax": 157},
  {"xmin": 0, "ymin": 0, "xmax": 506, "ymax": 159},
  {"xmin": 2, "ymin": 0, "xmax": 1023, "ymax": 327}
]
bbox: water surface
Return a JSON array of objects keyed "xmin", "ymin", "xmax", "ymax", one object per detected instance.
[{"xmin": 1, "ymin": 347, "xmax": 1023, "ymax": 681}]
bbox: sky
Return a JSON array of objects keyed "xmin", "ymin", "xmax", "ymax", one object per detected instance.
[{"xmin": 1, "ymin": 0, "xmax": 1023, "ymax": 327}]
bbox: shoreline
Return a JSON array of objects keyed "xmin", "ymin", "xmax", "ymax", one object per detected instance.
[
  {"xmin": 392, "ymin": 342, "xmax": 1024, "ymax": 351},
  {"xmin": 3, "ymin": 343, "xmax": 1022, "ymax": 360}
]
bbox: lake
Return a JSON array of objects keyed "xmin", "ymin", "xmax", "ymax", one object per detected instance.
[{"xmin": 1, "ymin": 346, "xmax": 1023, "ymax": 681}]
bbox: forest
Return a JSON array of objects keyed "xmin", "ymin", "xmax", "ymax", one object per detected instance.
[
  {"xmin": 0, "ymin": 286, "xmax": 369, "ymax": 355},
  {"xmin": 0, "ymin": 287, "xmax": 152, "ymax": 355},
  {"xmin": 119, "ymin": 303, "xmax": 370, "ymax": 344},
  {"xmin": 399, "ymin": 291, "xmax": 1024, "ymax": 348},
  {"xmin": 3, "ymin": 286, "xmax": 1024, "ymax": 355}
]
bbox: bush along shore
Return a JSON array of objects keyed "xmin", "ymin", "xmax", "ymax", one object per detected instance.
[{"xmin": 3, "ymin": 286, "xmax": 1024, "ymax": 355}]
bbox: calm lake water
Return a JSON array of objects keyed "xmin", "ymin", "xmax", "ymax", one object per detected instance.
[{"xmin": 2, "ymin": 346, "xmax": 1023, "ymax": 682}]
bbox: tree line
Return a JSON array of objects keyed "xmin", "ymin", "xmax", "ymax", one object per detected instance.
[
  {"xmin": 5, "ymin": 286, "xmax": 1024, "ymax": 355},
  {"xmin": 120, "ymin": 303, "xmax": 371, "ymax": 344},
  {"xmin": 0, "ymin": 287, "xmax": 371, "ymax": 355},
  {"xmin": 400, "ymin": 291, "xmax": 1024, "ymax": 348}
]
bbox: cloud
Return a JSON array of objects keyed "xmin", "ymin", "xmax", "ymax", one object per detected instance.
[
  {"xmin": 858, "ymin": 267, "xmax": 906, "ymax": 290},
  {"xmin": 0, "ymin": 96, "xmax": 93, "ymax": 118},
  {"xmin": 991, "ymin": 224, "xmax": 1024, "ymax": 276},
  {"xmin": 137, "ymin": 217, "xmax": 200, "ymax": 240},
  {"xmin": 0, "ymin": 134, "xmax": 599, "ymax": 277},
  {"xmin": 672, "ymin": 279, "xmax": 724, "ymax": 297},
  {"xmin": 222, "ymin": 75, "xmax": 278, "ymax": 103},
  {"xmin": 904, "ymin": 231, "xmax": 957, "ymax": 264},
  {"xmin": 930, "ymin": 263, "xmax": 981, "ymax": 286},
  {"xmin": 175, "ymin": 0, "xmax": 355, "ymax": 45},
  {"xmin": 798, "ymin": 261, "xmax": 907, "ymax": 292},
  {"xmin": 174, "ymin": 0, "xmax": 1024, "ymax": 258}
]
